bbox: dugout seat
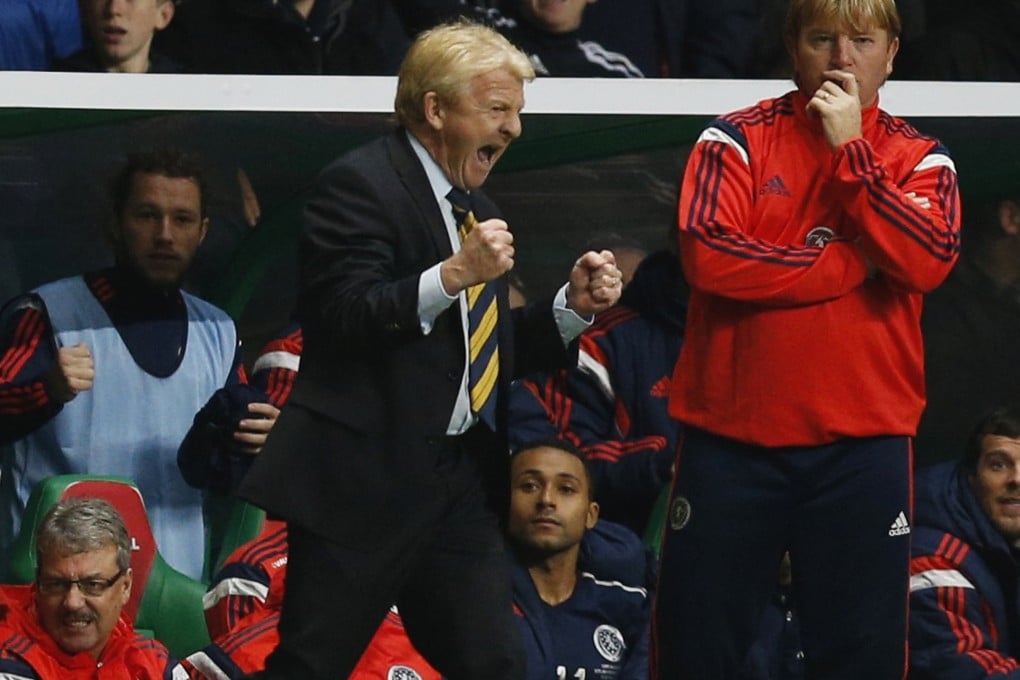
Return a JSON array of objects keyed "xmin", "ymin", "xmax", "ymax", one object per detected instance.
[
  {"xmin": 6, "ymin": 474, "xmax": 211, "ymax": 658},
  {"xmin": 204, "ymin": 495, "xmax": 267, "ymax": 578},
  {"xmin": 642, "ymin": 485, "xmax": 671, "ymax": 559}
]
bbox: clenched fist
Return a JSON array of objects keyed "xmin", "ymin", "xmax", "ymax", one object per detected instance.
[
  {"xmin": 47, "ymin": 343, "xmax": 94, "ymax": 403},
  {"xmin": 566, "ymin": 250, "xmax": 623, "ymax": 318}
]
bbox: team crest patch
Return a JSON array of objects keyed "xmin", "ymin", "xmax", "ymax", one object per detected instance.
[
  {"xmin": 669, "ymin": 496, "xmax": 692, "ymax": 531},
  {"xmin": 388, "ymin": 666, "xmax": 423, "ymax": 680},
  {"xmin": 805, "ymin": 227, "xmax": 835, "ymax": 248},
  {"xmin": 593, "ymin": 624, "xmax": 625, "ymax": 662}
]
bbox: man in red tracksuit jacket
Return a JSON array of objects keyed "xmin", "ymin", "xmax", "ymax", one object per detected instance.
[
  {"xmin": 653, "ymin": 0, "xmax": 961, "ymax": 678},
  {"xmin": 0, "ymin": 498, "xmax": 177, "ymax": 680},
  {"xmin": 0, "ymin": 585, "xmax": 176, "ymax": 680}
]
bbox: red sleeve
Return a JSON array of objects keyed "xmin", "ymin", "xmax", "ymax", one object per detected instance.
[
  {"xmin": 125, "ymin": 634, "xmax": 176, "ymax": 680},
  {"xmin": 204, "ymin": 522, "xmax": 287, "ymax": 640},
  {"xmin": 0, "ymin": 297, "xmax": 63, "ymax": 443},
  {"xmin": 834, "ymin": 137, "xmax": 960, "ymax": 292},
  {"xmin": 910, "ymin": 537, "xmax": 1020, "ymax": 677},
  {"xmin": 249, "ymin": 323, "xmax": 302, "ymax": 407},
  {"xmin": 678, "ymin": 130, "xmax": 870, "ymax": 307}
]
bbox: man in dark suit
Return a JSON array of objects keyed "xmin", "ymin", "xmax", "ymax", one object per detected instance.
[{"xmin": 240, "ymin": 19, "xmax": 623, "ymax": 680}]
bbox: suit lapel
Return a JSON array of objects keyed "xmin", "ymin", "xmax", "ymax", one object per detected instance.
[{"xmin": 387, "ymin": 129, "xmax": 453, "ymax": 260}]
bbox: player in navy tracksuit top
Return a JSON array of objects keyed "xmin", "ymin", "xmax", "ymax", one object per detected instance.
[
  {"xmin": 509, "ymin": 250, "xmax": 687, "ymax": 535},
  {"xmin": 909, "ymin": 404, "xmax": 1020, "ymax": 678},
  {"xmin": 508, "ymin": 439, "xmax": 652, "ymax": 680},
  {"xmin": 177, "ymin": 320, "xmax": 301, "ymax": 497}
]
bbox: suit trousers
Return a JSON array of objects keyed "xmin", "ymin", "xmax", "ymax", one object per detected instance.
[
  {"xmin": 652, "ymin": 427, "xmax": 912, "ymax": 680},
  {"xmin": 258, "ymin": 429, "xmax": 525, "ymax": 680}
]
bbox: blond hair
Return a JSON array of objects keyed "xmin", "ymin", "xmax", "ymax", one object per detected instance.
[
  {"xmin": 784, "ymin": 0, "xmax": 901, "ymax": 44},
  {"xmin": 394, "ymin": 20, "xmax": 535, "ymax": 128}
]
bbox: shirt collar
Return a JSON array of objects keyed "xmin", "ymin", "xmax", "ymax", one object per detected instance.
[{"xmin": 406, "ymin": 129, "xmax": 457, "ymax": 208}]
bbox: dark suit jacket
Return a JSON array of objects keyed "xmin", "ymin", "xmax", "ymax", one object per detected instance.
[{"xmin": 240, "ymin": 129, "xmax": 571, "ymax": 547}]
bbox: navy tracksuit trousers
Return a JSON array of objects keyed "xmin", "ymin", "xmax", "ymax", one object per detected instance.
[{"xmin": 652, "ymin": 426, "xmax": 912, "ymax": 679}]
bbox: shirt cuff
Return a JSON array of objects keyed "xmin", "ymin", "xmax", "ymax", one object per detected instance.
[
  {"xmin": 418, "ymin": 263, "xmax": 457, "ymax": 334},
  {"xmin": 553, "ymin": 283, "xmax": 591, "ymax": 345}
]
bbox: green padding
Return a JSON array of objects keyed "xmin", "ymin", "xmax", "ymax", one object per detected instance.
[
  {"xmin": 136, "ymin": 553, "xmax": 211, "ymax": 659},
  {"xmin": 0, "ymin": 109, "xmax": 160, "ymax": 139},
  {"xmin": 499, "ymin": 115, "xmax": 708, "ymax": 172},
  {"xmin": 203, "ymin": 496, "xmax": 266, "ymax": 581},
  {"xmin": 643, "ymin": 485, "xmax": 670, "ymax": 560},
  {"xmin": 209, "ymin": 196, "xmax": 303, "ymax": 317}
]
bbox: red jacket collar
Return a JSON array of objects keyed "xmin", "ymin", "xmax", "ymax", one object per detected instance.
[{"xmin": 0, "ymin": 584, "xmax": 134, "ymax": 670}]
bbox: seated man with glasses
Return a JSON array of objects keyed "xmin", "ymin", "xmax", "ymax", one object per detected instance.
[{"xmin": 0, "ymin": 497, "xmax": 176, "ymax": 679}]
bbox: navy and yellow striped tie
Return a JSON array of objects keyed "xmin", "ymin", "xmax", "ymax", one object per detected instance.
[{"xmin": 447, "ymin": 187, "xmax": 499, "ymax": 429}]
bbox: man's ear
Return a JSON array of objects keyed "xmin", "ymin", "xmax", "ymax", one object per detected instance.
[
  {"xmin": 423, "ymin": 92, "xmax": 444, "ymax": 131},
  {"xmin": 120, "ymin": 567, "xmax": 133, "ymax": 607},
  {"xmin": 884, "ymin": 36, "xmax": 899, "ymax": 77},
  {"xmin": 155, "ymin": 0, "xmax": 174, "ymax": 31},
  {"xmin": 998, "ymin": 200, "xmax": 1020, "ymax": 237},
  {"xmin": 586, "ymin": 501, "xmax": 600, "ymax": 530},
  {"xmin": 198, "ymin": 216, "xmax": 209, "ymax": 245}
]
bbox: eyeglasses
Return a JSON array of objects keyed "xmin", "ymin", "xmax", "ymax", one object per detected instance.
[{"xmin": 36, "ymin": 569, "xmax": 125, "ymax": 597}]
